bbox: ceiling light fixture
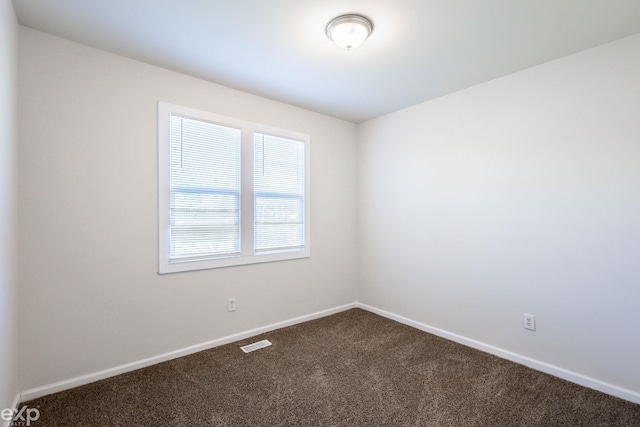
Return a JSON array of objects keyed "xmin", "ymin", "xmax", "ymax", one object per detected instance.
[{"xmin": 326, "ymin": 14, "xmax": 373, "ymax": 51}]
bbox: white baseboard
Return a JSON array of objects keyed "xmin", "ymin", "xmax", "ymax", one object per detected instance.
[
  {"xmin": 19, "ymin": 303, "xmax": 357, "ymax": 402},
  {"xmin": 11, "ymin": 392, "xmax": 21, "ymax": 411},
  {"xmin": 356, "ymin": 302, "xmax": 640, "ymax": 405},
  {"xmin": 19, "ymin": 301, "xmax": 640, "ymax": 406}
]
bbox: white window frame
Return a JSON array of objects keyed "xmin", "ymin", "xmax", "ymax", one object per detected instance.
[{"xmin": 158, "ymin": 102, "xmax": 310, "ymax": 273}]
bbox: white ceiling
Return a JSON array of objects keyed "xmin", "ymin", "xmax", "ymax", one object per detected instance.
[{"xmin": 12, "ymin": 0, "xmax": 640, "ymax": 123}]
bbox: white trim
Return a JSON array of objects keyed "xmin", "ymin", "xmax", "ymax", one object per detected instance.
[
  {"xmin": 19, "ymin": 303, "xmax": 356, "ymax": 402},
  {"xmin": 11, "ymin": 393, "xmax": 21, "ymax": 411},
  {"xmin": 356, "ymin": 303, "xmax": 640, "ymax": 405},
  {"xmin": 18, "ymin": 302, "xmax": 640, "ymax": 405}
]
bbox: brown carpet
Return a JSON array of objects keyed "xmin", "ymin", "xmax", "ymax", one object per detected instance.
[{"xmin": 21, "ymin": 308, "xmax": 640, "ymax": 426}]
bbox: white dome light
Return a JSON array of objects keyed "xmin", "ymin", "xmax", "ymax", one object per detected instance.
[{"xmin": 326, "ymin": 14, "xmax": 373, "ymax": 51}]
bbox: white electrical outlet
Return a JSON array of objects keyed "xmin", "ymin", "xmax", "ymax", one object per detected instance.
[
  {"xmin": 228, "ymin": 298, "xmax": 236, "ymax": 312},
  {"xmin": 523, "ymin": 314, "xmax": 535, "ymax": 331}
]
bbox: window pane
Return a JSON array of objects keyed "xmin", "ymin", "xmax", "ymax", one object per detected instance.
[
  {"xmin": 254, "ymin": 133, "xmax": 305, "ymax": 252},
  {"xmin": 255, "ymin": 196, "xmax": 304, "ymax": 251},
  {"xmin": 170, "ymin": 116, "xmax": 241, "ymax": 261}
]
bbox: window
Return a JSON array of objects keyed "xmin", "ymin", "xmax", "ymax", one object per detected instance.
[{"xmin": 158, "ymin": 102, "xmax": 310, "ymax": 273}]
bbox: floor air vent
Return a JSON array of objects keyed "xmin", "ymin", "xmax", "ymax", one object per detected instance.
[{"xmin": 240, "ymin": 339, "xmax": 272, "ymax": 353}]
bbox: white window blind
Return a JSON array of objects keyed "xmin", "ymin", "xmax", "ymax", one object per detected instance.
[
  {"xmin": 254, "ymin": 133, "xmax": 305, "ymax": 253},
  {"xmin": 169, "ymin": 116, "xmax": 241, "ymax": 262}
]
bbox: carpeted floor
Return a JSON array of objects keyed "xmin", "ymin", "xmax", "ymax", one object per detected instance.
[{"xmin": 20, "ymin": 308, "xmax": 640, "ymax": 426}]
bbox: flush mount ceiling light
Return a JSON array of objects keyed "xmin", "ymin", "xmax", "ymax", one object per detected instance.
[{"xmin": 326, "ymin": 14, "xmax": 373, "ymax": 51}]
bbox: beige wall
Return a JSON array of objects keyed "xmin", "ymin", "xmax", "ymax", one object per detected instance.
[
  {"xmin": 358, "ymin": 33, "xmax": 640, "ymax": 397},
  {"xmin": 0, "ymin": 0, "xmax": 19, "ymax": 412},
  {"xmin": 18, "ymin": 27, "xmax": 358, "ymax": 391}
]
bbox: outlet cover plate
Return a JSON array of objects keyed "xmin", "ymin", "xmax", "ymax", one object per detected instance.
[{"xmin": 524, "ymin": 314, "xmax": 535, "ymax": 331}]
